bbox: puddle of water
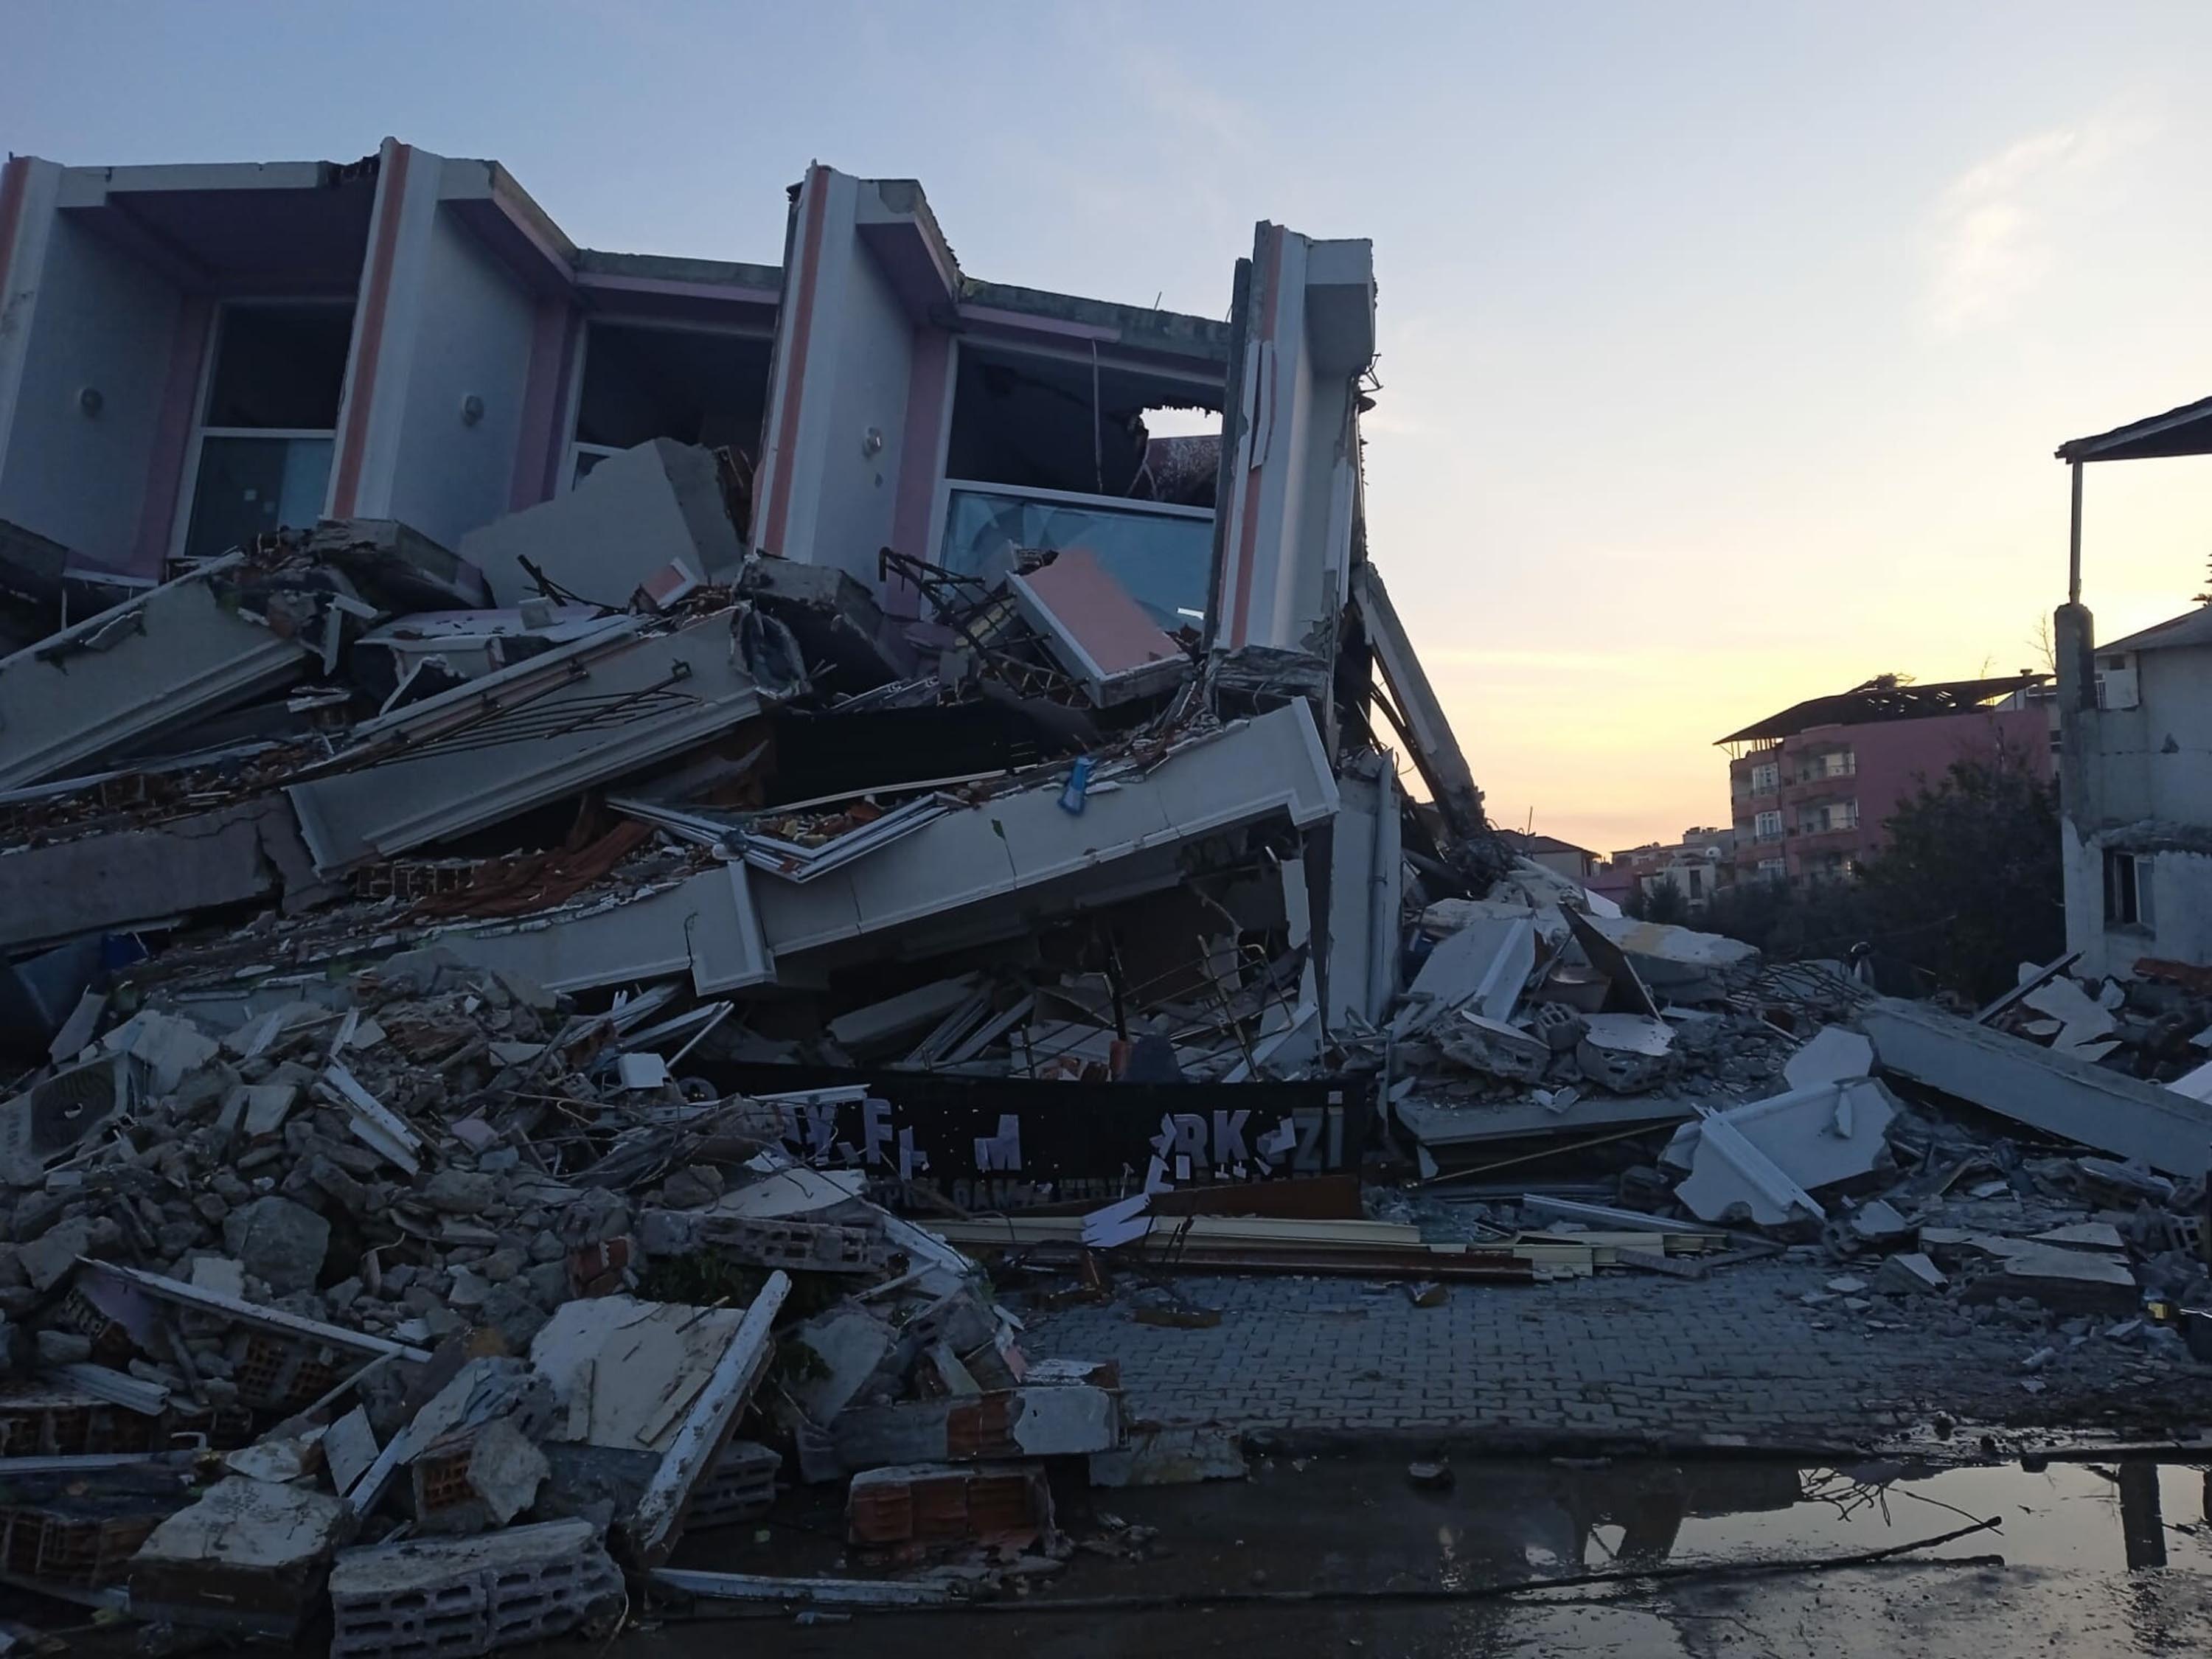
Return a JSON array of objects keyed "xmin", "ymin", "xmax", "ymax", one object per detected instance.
[
  {"xmin": 630, "ymin": 1455, "xmax": 2212, "ymax": 1659},
  {"xmin": 1079, "ymin": 1453, "xmax": 2212, "ymax": 1591},
  {"xmin": 1663, "ymin": 1459, "xmax": 2212, "ymax": 1574}
]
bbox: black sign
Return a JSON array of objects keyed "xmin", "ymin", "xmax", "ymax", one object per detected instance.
[{"xmin": 695, "ymin": 1065, "xmax": 1377, "ymax": 1212}]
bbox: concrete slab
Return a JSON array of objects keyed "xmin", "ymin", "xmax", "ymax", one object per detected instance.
[
  {"xmin": 458, "ymin": 438, "xmax": 742, "ymax": 608},
  {"xmin": 754, "ymin": 701, "xmax": 1338, "ymax": 962},
  {"xmin": 1863, "ymin": 997, "xmax": 2212, "ymax": 1178},
  {"xmin": 1393, "ymin": 916, "xmax": 1536, "ymax": 1039},
  {"xmin": 436, "ymin": 863, "xmax": 773, "ymax": 997},
  {"xmin": 287, "ymin": 608, "xmax": 773, "ymax": 873},
  {"xmin": 1576, "ymin": 1013, "xmax": 1675, "ymax": 1092},
  {"xmin": 832, "ymin": 1384, "xmax": 1122, "ymax": 1472},
  {"xmin": 1784, "ymin": 1027, "xmax": 1875, "ymax": 1091},
  {"xmin": 1665, "ymin": 1078, "xmax": 1896, "ymax": 1192},
  {"xmin": 1437, "ymin": 1012, "xmax": 1551, "ymax": 1083},
  {"xmin": 1585, "ymin": 915, "xmax": 1759, "ymax": 1002},
  {"xmin": 0, "ymin": 554, "xmax": 318, "ymax": 788}
]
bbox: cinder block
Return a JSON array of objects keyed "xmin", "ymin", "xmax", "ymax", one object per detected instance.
[
  {"xmin": 683, "ymin": 1439, "xmax": 780, "ymax": 1529},
  {"xmin": 330, "ymin": 1520, "xmax": 622, "ymax": 1659}
]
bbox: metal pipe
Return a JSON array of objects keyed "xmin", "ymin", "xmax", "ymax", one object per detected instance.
[{"xmin": 2069, "ymin": 460, "xmax": 2084, "ymax": 605}]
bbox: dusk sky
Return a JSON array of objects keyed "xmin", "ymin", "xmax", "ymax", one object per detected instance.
[{"xmin": 10, "ymin": 1, "xmax": 2211, "ymax": 853}]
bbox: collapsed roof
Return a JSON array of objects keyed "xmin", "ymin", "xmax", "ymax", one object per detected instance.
[{"xmin": 1717, "ymin": 674, "xmax": 2048, "ymax": 747}]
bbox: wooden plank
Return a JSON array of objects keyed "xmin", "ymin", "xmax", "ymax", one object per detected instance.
[
  {"xmin": 629, "ymin": 1270, "xmax": 789, "ymax": 1567},
  {"xmin": 929, "ymin": 1215, "xmax": 1421, "ymax": 1251}
]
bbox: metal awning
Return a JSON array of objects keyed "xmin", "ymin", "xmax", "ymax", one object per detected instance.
[{"xmin": 2056, "ymin": 394, "xmax": 2212, "ymax": 464}]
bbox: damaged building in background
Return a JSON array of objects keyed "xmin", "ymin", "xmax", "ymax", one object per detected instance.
[{"xmin": 2052, "ymin": 392, "xmax": 2212, "ymax": 982}]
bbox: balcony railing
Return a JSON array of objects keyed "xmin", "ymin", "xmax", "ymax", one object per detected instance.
[
  {"xmin": 1792, "ymin": 757, "xmax": 1857, "ymax": 784},
  {"xmin": 937, "ymin": 481, "xmax": 1214, "ymax": 633}
]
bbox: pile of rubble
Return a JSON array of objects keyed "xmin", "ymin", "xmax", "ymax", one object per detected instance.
[
  {"xmin": 0, "ymin": 950, "xmax": 1130, "ymax": 1639},
  {"xmin": 1371, "ymin": 857, "xmax": 1848, "ymax": 1177},
  {"xmin": 7, "ymin": 419, "xmax": 2212, "ymax": 1638}
]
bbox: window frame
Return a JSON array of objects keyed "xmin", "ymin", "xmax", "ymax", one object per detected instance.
[
  {"xmin": 2104, "ymin": 849, "xmax": 2149, "ymax": 931},
  {"xmin": 170, "ymin": 297, "xmax": 356, "ymax": 566}
]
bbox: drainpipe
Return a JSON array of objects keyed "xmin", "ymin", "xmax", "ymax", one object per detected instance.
[{"xmin": 2067, "ymin": 460, "xmax": 2084, "ymax": 605}]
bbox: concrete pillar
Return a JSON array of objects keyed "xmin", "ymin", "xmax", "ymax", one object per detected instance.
[{"xmin": 2053, "ymin": 602, "xmax": 2096, "ymax": 821}]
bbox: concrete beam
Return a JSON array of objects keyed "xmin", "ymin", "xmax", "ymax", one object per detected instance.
[
  {"xmin": 286, "ymin": 607, "xmax": 773, "ymax": 873},
  {"xmin": 0, "ymin": 554, "xmax": 316, "ymax": 789},
  {"xmin": 0, "ymin": 796, "xmax": 325, "ymax": 952},
  {"xmin": 1863, "ymin": 996, "xmax": 2212, "ymax": 1178},
  {"xmin": 754, "ymin": 700, "xmax": 1339, "ymax": 962}
]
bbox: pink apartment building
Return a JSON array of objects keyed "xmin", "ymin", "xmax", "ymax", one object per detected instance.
[{"xmin": 1719, "ymin": 675, "xmax": 2052, "ymax": 885}]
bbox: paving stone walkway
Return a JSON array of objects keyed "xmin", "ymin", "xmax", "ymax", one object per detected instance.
[{"xmin": 1017, "ymin": 1259, "xmax": 2208, "ymax": 1449}]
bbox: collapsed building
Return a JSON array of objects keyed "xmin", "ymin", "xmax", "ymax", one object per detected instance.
[
  {"xmin": 0, "ymin": 142, "xmax": 1500, "ymax": 1078},
  {"xmin": 0, "ymin": 143, "xmax": 2209, "ymax": 1641}
]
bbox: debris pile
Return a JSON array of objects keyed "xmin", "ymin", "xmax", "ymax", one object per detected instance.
[
  {"xmin": 1384, "ymin": 877, "xmax": 1823, "ymax": 1177},
  {"xmin": 0, "ymin": 950, "xmax": 1129, "ymax": 1638},
  {"xmin": 6, "ymin": 411, "xmax": 2212, "ymax": 1636}
]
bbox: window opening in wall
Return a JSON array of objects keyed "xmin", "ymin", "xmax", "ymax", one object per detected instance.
[
  {"xmin": 1750, "ymin": 761, "xmax": 1779, "ymax": 793},
  {"xmin": 936, "ymin": 341, "xmax": 1224, "ymax": 631},
  {"xmin": 180, "ymin": 302, "xmax": 355, "ymax": 561},
  {"xmin": 569, "ymin": 323, "xmax": 773, "ymax": 526},
  {"xmin": 2104, "ymin": 849, "xmax": 2146, "ymax": 928}
]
